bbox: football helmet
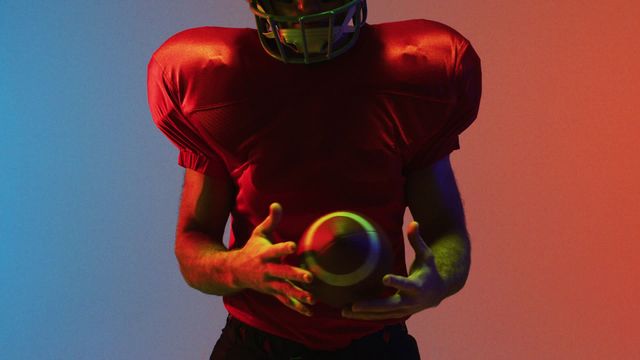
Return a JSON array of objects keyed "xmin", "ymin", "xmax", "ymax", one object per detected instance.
[{"xmin": 247, "ymin": 0, "xmax": 368, "ymax": 64}]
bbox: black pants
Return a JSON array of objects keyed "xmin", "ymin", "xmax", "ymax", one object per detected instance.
[{"xmin": 210, "ymin": 314, "xmax": 421, "ymax": 360}]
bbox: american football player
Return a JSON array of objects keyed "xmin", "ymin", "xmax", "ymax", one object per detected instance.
[{"xmin": 147, "ymin": 0, "xmax": 482, "ymax": 358}]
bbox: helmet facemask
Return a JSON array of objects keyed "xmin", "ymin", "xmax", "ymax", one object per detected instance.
[{"xmin": 248, "ymin": 0, "xmax": 368, "ymax": 64}]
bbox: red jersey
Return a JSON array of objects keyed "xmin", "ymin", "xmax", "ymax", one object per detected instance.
[{"xmin": 147, "ymin": 19, "xmax": 481, "ymax": 350}]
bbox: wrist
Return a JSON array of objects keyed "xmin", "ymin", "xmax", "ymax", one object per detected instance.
[
  {"xmin": 429, "ymin": 231, "xmax": 470, "ymax": 298},
  {"xmin": 220, "ymin": 248, "xmax": 244, "ymax": 292}
]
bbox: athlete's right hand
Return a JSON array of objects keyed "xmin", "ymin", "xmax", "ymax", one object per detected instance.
[{"xmin": 229, "ymin": 202, "xmax": 316, "ymax": 317}]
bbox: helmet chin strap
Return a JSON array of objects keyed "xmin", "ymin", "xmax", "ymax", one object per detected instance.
[{"xmin": 261, "ymin": 4, "xmax": 358, "ymax": 54}]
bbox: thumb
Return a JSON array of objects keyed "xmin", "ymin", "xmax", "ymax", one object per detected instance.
[
  {"xmin": 408, "ymin": 221, "xmax": 432, "ymax": 260},
  {"xmin": 258, "ymin": 202, "xmax": 282, "ymax": 236}
]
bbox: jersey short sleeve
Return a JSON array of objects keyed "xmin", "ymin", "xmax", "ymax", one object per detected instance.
[
  {"xmin": 146, "ymin": 56, "xmax": 230, "ymax": 179},
  {"xmin": 403, "ymin": 39, "xmax": 482, "ymax": 172}
]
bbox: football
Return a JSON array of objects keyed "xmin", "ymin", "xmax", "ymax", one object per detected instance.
[{"xmin": 296, "ymin": 211, "xmax": 393, "ymax": 308}]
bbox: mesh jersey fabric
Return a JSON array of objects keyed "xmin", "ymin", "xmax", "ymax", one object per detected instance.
[{"xmin": 147, "ymin": 18, "xmax": 482, "ymax": 351}]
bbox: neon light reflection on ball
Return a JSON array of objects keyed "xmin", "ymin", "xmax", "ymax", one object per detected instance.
[{"xmin": 301, "ymin": 211, "xmax": 381, "ymax": 287}]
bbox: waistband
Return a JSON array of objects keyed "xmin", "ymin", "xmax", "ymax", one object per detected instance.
[{"xmin": 225, "ymin": 313, "xmax": 408, "ymax": 354}]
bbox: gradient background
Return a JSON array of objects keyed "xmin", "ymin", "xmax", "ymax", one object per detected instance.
[{"xmin": 2, "ymin": 0, "xmax": 639, "ymax": 359}]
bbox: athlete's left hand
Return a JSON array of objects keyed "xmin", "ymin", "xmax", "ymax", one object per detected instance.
[{"xmin": 341, "ymin": 221, "xmax": 447, "ymax": 320}]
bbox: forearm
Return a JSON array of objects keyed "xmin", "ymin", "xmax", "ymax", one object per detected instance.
[
  {"xmin": 175, "ymin": 230, "xmax": 243, "ymax": 296},
  {"xmin": 427, "ymin": 229, "xmax": 471, "ymax": 298}
]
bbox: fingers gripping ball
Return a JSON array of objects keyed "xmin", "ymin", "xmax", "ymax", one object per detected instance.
[{"xmin": 296, "ymin": 211, "xmax": 393, "ymax": 308}]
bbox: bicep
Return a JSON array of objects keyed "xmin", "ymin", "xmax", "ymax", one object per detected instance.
[
  {"xmin": 177, "ymin": 168, "xmax": 236, "ymax": 242},
  {"xmin": 404, "ymin": 155, "xmax": 468, "ymax": 243}
]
